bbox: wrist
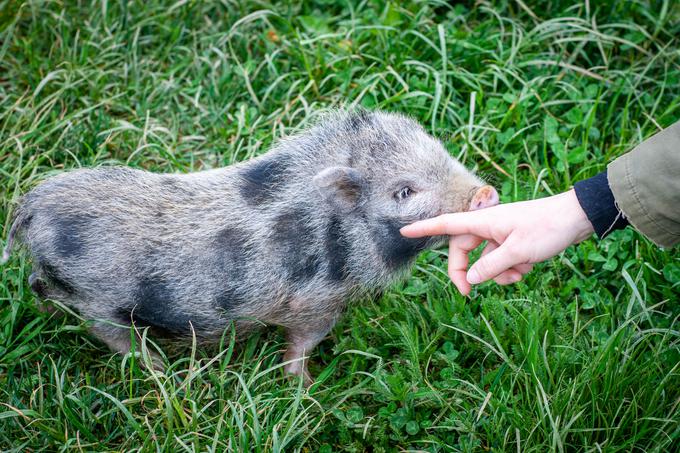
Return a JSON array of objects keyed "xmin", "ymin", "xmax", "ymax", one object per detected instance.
[
  {"xmin": 563, "ymin": 189, "xmax": 595, "ymax": 243},
  {"xmin": 573, "ymin": 171, "xmax": 630, "ymax": 239}
]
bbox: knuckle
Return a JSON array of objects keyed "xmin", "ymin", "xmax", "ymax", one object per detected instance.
[{"xmin": 504, "ymin": 244, "xmax": 523, "ymax": 262}]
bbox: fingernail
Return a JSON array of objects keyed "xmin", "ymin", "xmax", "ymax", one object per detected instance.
[
  {"xmin": 467, "ymin": 269, "xmax": 481, "ymax": 284},
  {"xmin": 400, "ymin": 226, "xmax": 413, "ymax": 236}
]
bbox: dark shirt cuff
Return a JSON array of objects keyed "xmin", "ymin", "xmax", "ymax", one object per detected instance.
[{"xmin": 574, "ymin": 171, "xmax": 629, "ymax": 239}]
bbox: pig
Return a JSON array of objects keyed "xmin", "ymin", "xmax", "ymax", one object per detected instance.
[{"xmin": 1, "ymin": 110, "xmax": 498, "ymax": 383}]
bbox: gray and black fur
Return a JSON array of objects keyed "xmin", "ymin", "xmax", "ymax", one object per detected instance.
[{"xmin": 2, "ymin": 110, "xmax": 488, "ymax": 381}]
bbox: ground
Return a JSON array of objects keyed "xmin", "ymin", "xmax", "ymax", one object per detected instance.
[{"xmin": 1, "ymin": 0, "xmax": 679, "ymax": 451}]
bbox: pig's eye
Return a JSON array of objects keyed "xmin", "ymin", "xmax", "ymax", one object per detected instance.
[{"xmin": 394, "ymin": 186, "xmax": 414, "ymax": 201}]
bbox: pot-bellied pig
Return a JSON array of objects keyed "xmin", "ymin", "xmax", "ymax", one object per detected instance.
[{"xmin": 2, "ymin": 110, "xmax": 498, "ymax": 383}]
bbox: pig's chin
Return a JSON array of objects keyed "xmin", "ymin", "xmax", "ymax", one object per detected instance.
[{"xmin": 429, "ymin": 235, "xmax": 449, "ymax": 249}]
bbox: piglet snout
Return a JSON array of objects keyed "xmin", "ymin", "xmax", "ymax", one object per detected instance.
[{"xmin": 469, "ymin": 185, "xmax": 499, "ymax": 211}]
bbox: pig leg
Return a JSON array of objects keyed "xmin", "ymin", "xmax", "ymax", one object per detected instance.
[
  {"xmin": 283, "ymin": 331, "xmax": 322, "ymax": 386},
  {"xmin": 90, "ymin": 321, "xmax": 164, "ymax": 371},
  {"xmin": 28, "ymin": 265, "xmax": 71, "ymax": 315},
  {"xmin": 28, "ymin": 272, "xmax": 58, "ymax": 314},
  {"xmin": 283, "ymin": 323, "xmax": 333, "ymax": 386}
]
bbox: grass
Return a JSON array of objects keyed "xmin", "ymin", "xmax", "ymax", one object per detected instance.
[{"xmin": 1, "ymin": 0, "xmax": 679, "ymax": 451}]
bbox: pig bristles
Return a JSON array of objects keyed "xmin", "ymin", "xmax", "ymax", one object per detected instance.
[{"xmin": 3, "ymin": 109, "xmax": 492, "ymax": 383}]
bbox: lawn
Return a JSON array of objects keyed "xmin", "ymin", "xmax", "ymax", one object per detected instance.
[{"xmin": 1, "ymin": 0, "xmax": 679, "ymax": 451}]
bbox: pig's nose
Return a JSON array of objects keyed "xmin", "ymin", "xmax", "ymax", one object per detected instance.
[{"xmin": 469, "ymin": 185, "xmax": 499, "ymax": 211}]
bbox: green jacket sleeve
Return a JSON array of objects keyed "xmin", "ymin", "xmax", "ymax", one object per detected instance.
[{"xmin": 607, "ymin": 120, "xmax": 680, "ymax": 248}]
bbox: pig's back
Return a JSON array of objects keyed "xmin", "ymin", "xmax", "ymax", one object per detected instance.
[
  {"xmin": 18, "ymin": 167, "xmax": 279, "ymax": 332},
  {"xmin": 16, "ymin": 164, "xmax": 353, "ymax": 336}
]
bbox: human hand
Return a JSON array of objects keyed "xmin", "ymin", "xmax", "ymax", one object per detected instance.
[{"xmin": 400, "ymin": 189, "xmax": 594, "ymax": 295}]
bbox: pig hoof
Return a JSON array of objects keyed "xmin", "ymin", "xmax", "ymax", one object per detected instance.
[
  {"xmin": 91, "ymin": 323, "xmax": 165, "ymax": 372},
  {"xmin": 35, "ymin": 300, "xmax": 58, "ymax": 314},
  {"xmin": 125, "ymin": 350, "xmax": 165, "ymax": 373},
  {"xmin": 288, "ymin": 369, "xmax": 314, "ymax": 387},
  {"xmin": 283, "ymin": 361, "xmax": 314, "ymax": 387},
  {"xmin": 130, "ymin": 347, "xmax": 165, "ymax": 373},
  {"xmin": 136, "ymin": 350, "xmax": 165, "ymax": 372},
  {"xmin": 302, "ymin": 373, "xmax": 314, "ymax": 387},
  {"xmin": 28, "ymin": 274, "xmax": 60, "ymax": 314}
]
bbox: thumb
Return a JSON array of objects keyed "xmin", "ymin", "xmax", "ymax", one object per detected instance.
[{"xmin": 467, "ymin": 242, "xmax": 522, "ymax": 284}]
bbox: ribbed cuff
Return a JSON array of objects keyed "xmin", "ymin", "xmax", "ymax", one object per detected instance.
[{"xmin": 574, "ymin": 172, "xmax": 629, "ymax": 239}]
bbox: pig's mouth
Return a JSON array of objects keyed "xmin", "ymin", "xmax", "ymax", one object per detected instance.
[
  {"xmin": 395, "ymin": 214, "xmax": 448, "ymax": 251},
  {"xmin": 430, "ymin": 235, "xmax": 449, "ymax": 249},
  {"xmin": 372, "ymin": 216, "xmax": 439, "ymax": 270}
]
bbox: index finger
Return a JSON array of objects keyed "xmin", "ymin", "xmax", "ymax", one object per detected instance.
[{"xmin": 400, "ymin": 211, "xmax": 490, "ymax": 238}]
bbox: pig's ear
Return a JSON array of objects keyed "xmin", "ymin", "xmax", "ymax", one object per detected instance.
[{"xmin": 313, "ymin": 166, "xmax": 365, "ymax": 212}]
